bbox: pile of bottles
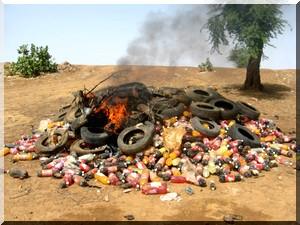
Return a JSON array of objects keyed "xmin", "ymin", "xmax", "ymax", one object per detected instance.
[{"xmin": 2, "ymin": 113, "xmax": 296, "ymax": 195}]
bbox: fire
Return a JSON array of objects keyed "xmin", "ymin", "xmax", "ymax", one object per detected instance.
[{"xmin": 94, "ymin": 95, "xmax": 129, "ymax": 133}]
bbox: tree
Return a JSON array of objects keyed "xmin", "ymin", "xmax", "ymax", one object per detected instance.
[
  {"xmin": 11, "ymin": 44, "xmax": 57, "ymax": 77},
  {"xmin": 228, "ymin": 46, "xmax": 249, "ymax": 68},
  {"xmin": 205, "ymin": 5, "xmax": 286, "ymax": 90}
]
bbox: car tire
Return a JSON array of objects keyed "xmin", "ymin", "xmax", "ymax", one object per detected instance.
[
  {"xmin": 191, "ymin": 117, "xmax": 220, "ymax": 137},
  {"xmin": 190, "ymin": 102, "xmax": 220, "ymax": 121},
  {"xmin": 35, "ymin": 129, "xmax": 69, "ymax": 155},
  {"xmin": 236, "ymin": 101, "xmax": 260, "ymax": 120},
  {"xmin": 80, "ymin": 126, "xmax": 110, "ymax": 145},
  {"xmin": 117, "ymin": 122, "xmax": 155, "ymax": 155},
  {"xmin": 209, "ymin": 98, "xmax": 239, "ymax": 120},
  {"xmin": 228, "ymin": 123, "xmax": 260, "ymax": 147},
  {"xmin": 185, "ymin": 87, "xmax": 221, "ymax": 102},
  {"xmin": 70, "ymin": 139, "xmax": 107, "ymax": 156}
]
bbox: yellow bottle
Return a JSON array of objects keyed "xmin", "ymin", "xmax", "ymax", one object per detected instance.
[
  {"xmin": 171, "ymin": 167, "xmax": 181, "ymax": 176},
  {"xmin": 94, "ymin": 172, "xmax": 110, "ymax": 185},
  {"xmin": 166, "ymin": 157, "xmax": 173, "ymax": 167},
  {"xmin": 159, "ymin": 147, "xmax": 167, "ymax": 154},
  {"xmin": 228, "ymin": 120, "xmax": 236, "ymax": 127},
  {"xmin": 172, "ymin": 158, "xmax": 181, "ymax": 166},
  {"xmin": 12, "ymin": 153, "xmax": 37, "ymax": 162},
  {"xmin": 169, "ymin": 150, "xmax": 180, "ymax": 160},
  {"xmin": 0, "ymin": 147, "xmax": 10, "ymax": 157},
  {"xmin": 163, "ymin": 152, "xmax": 169, "ymax": 159},
  {"xmin": 139, "ymin": 169, "xmax": 150, "ymax": 187}
]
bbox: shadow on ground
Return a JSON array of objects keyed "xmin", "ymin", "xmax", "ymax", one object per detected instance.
[{"xmin": 221, "ymin": 83, "xmax": 292, "ymax": 100}]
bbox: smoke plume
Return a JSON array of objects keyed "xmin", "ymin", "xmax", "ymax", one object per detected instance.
[{"xmin": 117, "ymin": 5, "xmax": 233, "ymax": 67}]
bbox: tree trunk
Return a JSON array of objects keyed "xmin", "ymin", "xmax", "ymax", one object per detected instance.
[{"xmin": 243, "ymin": 48, "xmax": 263, "ymax": 91}]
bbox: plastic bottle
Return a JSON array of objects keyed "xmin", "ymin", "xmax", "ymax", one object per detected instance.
[
  {"xmin": 172, "ymin": 158, "xmax": 181, "ymax": 166},
  {"xmin": 193, "ymin": 152, "xmax": 203, "ymax": 163},
  {"xmin": 210, "ymin": 181, "xmax": 216, "ymax": 191},
  {"xmin": 37, "ymin": 169, "xmax": 53, "ymax": 177},
  {"xmin": 169, "ymin": 150, "xmax": 181, "ymax": 159},
  {"xmin": 202, "ymin": 166, "xmax": 210, "ymax": 178},
  {"xmin": 108, "ymin": 173, "xmax": 120, "ymax": 185},
  {"xmin": 196, "ymin": 175, "xmax": 207, "ymax": 187},
  {"xmin": 95, "ymin": 172, "xmax": 110, "ymax": 185},
  {"xmin": 170, "ymin": 175, "xmax": 186, "ymax": 183},
  {"xmin": 171, "ymin": 167, "xmax": 181, "ymax": 176},
  {"xmin": 139, "ymin": 169, "xmax": 150, "ymax": 187},
  {"xmin": 142, "ymin": 156, "xmax": 149, "ymax": 165},
  {"xmin": 126, "ymin": 172, "xmax": 140, "ymax": 187},
  {"xmin": 0, "ymin": 147, "xmax": 10, "ymax": 157},
  {"xmin": 208, "ymin": 160, "xmax": 216, "ymax": 175},
  {"xmin": 12, "ymin": 152, "xmax": 38, "ymax": 162},
  {"xmin": 63, "ymin": 173, "xmax": 74, "ymax": 186},
  {"xmin": 53, "ymin": 161, "xmax": 65, "ymax": 171},
  {"xmin": 201, "ymin": 153, "xmax": 210, "ymax": 166},
  {"xmin": 150, "ymin": 171, "xmax": 161, "ymax": 182},
  {"xmin": 219, "ymin": 173, "xmax": 241, "ymax": 183},
  {"xmin": 141, "ymin": 182, "xmax": 168, "ymax": 195},
  {"xmin": 155, "ymin": 157, "xmax": 166, "ymax": 171}
]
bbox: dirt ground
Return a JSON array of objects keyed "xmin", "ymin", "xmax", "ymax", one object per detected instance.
[{"xmin": 3, "ymin": 65, "xmax": 296, "ymax": 221}]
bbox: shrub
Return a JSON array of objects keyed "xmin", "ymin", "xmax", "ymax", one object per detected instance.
[
  {"xmin": 4, "ymin": 62, "xmax": 14, "ymax": 76},
  {"xmin": 198, "ymin": 58, "xmax": 214, "ymax": 72},
  {"xmin": 11, "ymin": 44, "xmax": 57, "ymax": 77}
]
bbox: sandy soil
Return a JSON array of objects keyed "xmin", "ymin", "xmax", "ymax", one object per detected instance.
[{"xmin": 3, "ymin": 65, "xmax": 296, "ymax": 221}]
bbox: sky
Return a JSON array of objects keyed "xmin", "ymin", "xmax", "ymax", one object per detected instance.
[{"xmin": 2, "ymin": 4, "xmax": 296, "ymax": 69}]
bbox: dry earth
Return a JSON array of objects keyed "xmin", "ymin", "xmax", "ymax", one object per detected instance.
[{"xmin": 3, "ymin": 65, "xmax": 296, "ymax": 221}]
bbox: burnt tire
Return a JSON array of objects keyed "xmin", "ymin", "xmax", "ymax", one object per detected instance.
[
  {"xmin": 190, "ymin": 102, "xmax": 220, "ymax": 121},
  {"xmin": 185, "ymin": 87, "xmax": 221, "ymax": 102},
  {"xmin": 209, "ymin": 98, "xmax": 239, "ymax": 120},
  {"xmin": 228, "ymin": 123, "xmax": 260, "ymax": 148},
  {"xmin": 117, "ymin": 122, "xmax": 155, "ymax": 155},
  {"xmin": 80, "ymin": 126, "xmax": 109, "ymax": 145},
  {"xmin": 70, "ymin": 139, "xmax": 107, "ymax": 156},
  {"xmin": 236, "ymin": 101, "xmax": 260, "ymax": 120},
  {"xmin": 35, "ymin": 129, "xmax": 69, "ymax": 155},
  {"xmin": 191, "ymin": 117, "xmax": 220, "ymax": 137},
  {"xmin": 157, "ymin": 103, "xmax": 185, "ymax": 120}
]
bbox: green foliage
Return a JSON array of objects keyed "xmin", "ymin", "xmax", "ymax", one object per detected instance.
[
  {"xmin": 228, "ymin": 46, "xmax": 250, "ymax": 68},
  {"xmin": 198, "ymin": 57, "xmax": 214, "ymax": 71},
  {"xmin": 11, "ymin": 44, "xmax": 57, "ymax": 77},
  {"xmin": 4, "ymin": 62, "xmax": 14, "ymax": 76},
  {"xmin": 205, "ymin": 5, "xmax": 287, "ymax": 58}
]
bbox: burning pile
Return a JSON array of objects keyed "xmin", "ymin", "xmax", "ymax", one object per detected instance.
[{"xmin": 2, "ymin": 82, "xmax": 296, "ymax": 194}]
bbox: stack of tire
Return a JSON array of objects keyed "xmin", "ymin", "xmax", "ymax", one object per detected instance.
[{"xmin": 185, "ymin": 86, "xmax": 261, "ymax": 147}]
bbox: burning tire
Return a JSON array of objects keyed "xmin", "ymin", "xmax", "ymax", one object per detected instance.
[
  {"xmin": 80, "ymin": 126, "xmax": 110, "ymax": 145},
  {"xmin": 35, "ymin": 129, "xmax": 69, "ymax": 155},
  {"xmin": 236, "ymin": 101, "xmax": 260, "ymax": 120},
  {"xmin": 117, "ymin": 122, "xmax": 155, "ymax": 155},
  {"xmin": 190, "ymin": 102, "xmax": 220, "ymax": 121},
  {"xmin": 228, "ymin": 123, "xmax": 260, "ymax": 147},
  {"xmin": 70, "ymin": 139, "xmax": 107, "ymax": 156},
  {"xmin": 209, "ymin": 98, "xmax": 238, "ymax": 120},
  {"xmin": 191, "ymin": 117, "xmax": 220, "ymax": 137},
  {"xmin": 185, "ymin": 87, "xmax": 221, "ymax": 102}
]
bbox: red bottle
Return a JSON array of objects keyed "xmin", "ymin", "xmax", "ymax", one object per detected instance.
[
  {"xmin": 170, "ymin": 175, "xmax": 186, "ymax": 183},
  {"xmin": 141, "ymin": 182, "xmax": 168, "ymax": 195},
  {"xmin": 108, "ymin": 173, "xmax": 120, "ymax": 185},
  {"xmin": 79, "ymin": 163, "xmax": 90, "ymax": 173}
]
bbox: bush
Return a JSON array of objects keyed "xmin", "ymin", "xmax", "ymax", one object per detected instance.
[
  {"xmin": 198, "ymin": 58, "xmax": 214, "ymax": 72},
  {"xmin": 228, "ymin": 46, "xmax": 250, "ymax": 68},
  {"xmin": 4, "ymin": 62, "xmax": 14, "ymax": 76},
  {"xmin": 11, "ymin": 44, "xmax": 57, "ymax": 77}
]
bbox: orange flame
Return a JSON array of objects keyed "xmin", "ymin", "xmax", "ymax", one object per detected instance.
[{"xmin": 94, "ymin": 96, "xmax": 128, "ymax": 133}]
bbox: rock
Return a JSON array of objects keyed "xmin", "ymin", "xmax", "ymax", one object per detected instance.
[
  {"xmin": 223, "ymin": 214, "xmax": 243, "ymax": 222},
  {"xmin": 103, "ymin": 194, "xmax": 109, "ymax": 202},
  {"xmin": 124, "ymin": 214, "xmax": 135, "ymax": 221},
  {"xmin": 123, "ymin": 188, "xmax": 132, "ymax": 193}
]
